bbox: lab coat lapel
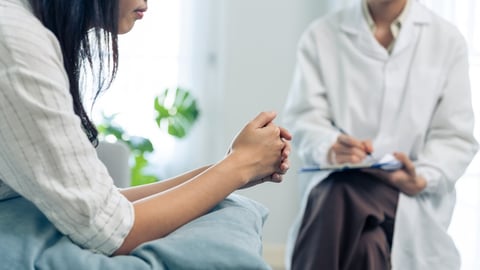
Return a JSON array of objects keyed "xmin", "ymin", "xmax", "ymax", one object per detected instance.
[
  {"xmin": 339, "ymin": 2, "xmax": 388, "ymax": 60},
  {"xmin": 391, "ymin": 1, "xmax": 431, "ymax": 57},
  {"xmin": 340, "ymin": 1, "xmax": 431, "ymax": 60}
]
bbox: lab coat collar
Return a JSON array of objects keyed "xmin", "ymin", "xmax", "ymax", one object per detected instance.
[{"xmin": 340, "ymin": 1, "xmax": 432, "ymax": 60}]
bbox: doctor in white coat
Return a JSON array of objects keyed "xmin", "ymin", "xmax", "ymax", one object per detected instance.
[{"xmin": 283, "ymin": 0, "xmax": 478, "ymax": 269}]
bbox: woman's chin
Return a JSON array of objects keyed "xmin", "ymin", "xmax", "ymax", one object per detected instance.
[{"xmin": 118, "ymin": 22, "xmax": 136, "ymax": 35}]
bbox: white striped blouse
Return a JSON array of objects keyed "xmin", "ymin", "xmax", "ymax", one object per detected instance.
[{"xmin": 0, "ymin": 0, "xmax": 134, "ymax": 255}]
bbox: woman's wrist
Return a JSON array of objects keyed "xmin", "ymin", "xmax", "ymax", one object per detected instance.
[{"xmin": 218, "ymin": 153, "xmax": 253, "ymax": 187}]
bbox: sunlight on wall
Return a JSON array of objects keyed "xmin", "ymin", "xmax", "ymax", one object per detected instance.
[{"xmin": 92, "ymin": 1, "xmax": 182, "ymax": 176}]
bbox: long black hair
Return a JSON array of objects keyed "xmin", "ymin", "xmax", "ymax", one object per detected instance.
[{"xmin": 29, "ymin": 0, "xmax": 120, "ymax": 145}]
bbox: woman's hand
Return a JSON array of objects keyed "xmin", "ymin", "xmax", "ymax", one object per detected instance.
[
  {"xmin": 229, "ymin": 111, "xmax": 292, "ymax": 187},
  {"xmin": 328, "ymin": 134, "xmax": 373, "ymax": 164},
  {"xmin": 362, "ymin": 152, "xmax": 427, "ymax": 196},
  {"xmin": 271, "ymin": 126, "xmax": 292, "ymax": 180},
  {"xmin": 241, "ymin": 126, "xmax": 292, "ymax": 188}
]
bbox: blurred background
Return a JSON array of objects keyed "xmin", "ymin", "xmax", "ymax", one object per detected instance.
[{"xmin": 90, "ymin": 0, "xmax": 479, "ymax": 269}]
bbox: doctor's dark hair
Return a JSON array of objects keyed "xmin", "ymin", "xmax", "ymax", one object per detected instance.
[{"xmin": 28, "ymin": 0, "xmax": 120, "ymax": 145}]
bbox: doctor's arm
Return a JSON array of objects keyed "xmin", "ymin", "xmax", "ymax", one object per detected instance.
[
  {"xmin": 414, "ymin": 36, "xmax": 478, "ymax": 195},
  {"xmin": 367, "ymin": 35, "xmax": 478, "ymax": 196}
]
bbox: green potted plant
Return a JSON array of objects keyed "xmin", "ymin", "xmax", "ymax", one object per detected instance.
[{"xmin": 97, "ymin": 87, "xmax": 200, "ymax": 186}]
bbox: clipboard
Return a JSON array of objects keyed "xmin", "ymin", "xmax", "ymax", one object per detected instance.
[{"xmin": 300, "ymin": 153, "xmax": 403, "ymax": 172}]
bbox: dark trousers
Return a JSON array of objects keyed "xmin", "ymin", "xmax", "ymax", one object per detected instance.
[{"xmin": 291, "ymin": 171, "xmax": 399, "ymax": 270}]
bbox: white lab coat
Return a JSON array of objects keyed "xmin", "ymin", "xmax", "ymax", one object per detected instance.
[{"xmin": 282, "ymin": 1, "xmax": 478, "ymax": 269}]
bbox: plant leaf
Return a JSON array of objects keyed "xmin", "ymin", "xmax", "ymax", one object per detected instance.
[{"xmin": 154, "ymin": 87, "xmax": 200, "ymax": 138}]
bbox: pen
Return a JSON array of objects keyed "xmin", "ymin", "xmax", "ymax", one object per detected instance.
[
  {"xmin": 330, "ymin": 120, "xmax": 373, "ymax": 158},
  {"xmin": 331, "ymin": 121, "xmax": 348, "ymax": 135}
]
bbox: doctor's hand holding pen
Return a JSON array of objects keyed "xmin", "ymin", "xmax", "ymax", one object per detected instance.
[
  {"xmin": 327, "ymin": 121, "xmax": 373, "ymax": 165},
  {"xmin": 327, "ymin": 133, "xmax": 373, "ymax": 165},
  {"xmin": 327, "ymin": 133, "xmax": 427, "ymax": 195},
  {"xmin": 229, "ymin": 111, "xmax": 293, "ymax": 189},
  {"xmin": 328, "ymin": 123, "xmax": 426, "ymax": 195}
]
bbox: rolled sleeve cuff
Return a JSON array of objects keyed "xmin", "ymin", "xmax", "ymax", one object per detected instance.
[
  {"xmin": 417, "ymin": 166, "xmax": 445, "ymax": 195},
  {"xmin": 76, "ymin": 190, "xmax": 134, "ymax": 255}
]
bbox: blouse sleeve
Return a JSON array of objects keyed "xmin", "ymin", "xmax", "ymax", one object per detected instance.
[{"xmin": 0, "ymin": 4, "xmax": 134, "ymax": 255}]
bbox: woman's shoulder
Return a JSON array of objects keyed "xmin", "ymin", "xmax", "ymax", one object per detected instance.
[
  {"xmin": 0, "ymin": 0, "xmax": 63, "ymax": 68},
  {"xmin": 0, "ymin": 0, "xmax": 69, "ymax": 112},
  {"xmin": 1, "ymin": 0, "xmax": 42, "ymax": 32}
]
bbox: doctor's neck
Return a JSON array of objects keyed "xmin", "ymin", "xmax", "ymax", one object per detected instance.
[{"xmin": 367, "ymin": 0, "xmax": 407, "ymax": 25}]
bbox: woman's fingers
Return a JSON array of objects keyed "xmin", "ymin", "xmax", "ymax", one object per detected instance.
[
  {"xmin": 250, "ymin": 111, "xmax": 277, "ymax": 129},
  {"xmin": 232, "ymin": 111, "xmax": 293, "ymax": 185},
  {"xmin": 279, "ymin": 126, "xmax": 293, "ymax": 141}
]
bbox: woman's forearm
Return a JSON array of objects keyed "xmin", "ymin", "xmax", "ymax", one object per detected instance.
[
  {"xmin": 113, "ymin": 156, "xmax": 247, "ymax": 255},
  {"xmin": 119, "ymin": 165, "xmax": 212, "ymax": 202}
]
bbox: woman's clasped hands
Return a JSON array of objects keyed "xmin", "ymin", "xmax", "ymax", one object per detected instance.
[{"xmin": 228, "ymin": 111, "xmax": 292, "ymax": 188}]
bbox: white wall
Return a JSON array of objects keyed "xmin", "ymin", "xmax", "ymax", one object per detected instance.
[{"xmin": 210, "ymin": 0, "xmax": 330, "ymax": 246}]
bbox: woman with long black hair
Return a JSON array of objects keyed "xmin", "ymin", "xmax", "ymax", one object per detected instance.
[{"xmin": 0, "ymin": 0, "xmax": 291, "ymax": 258}]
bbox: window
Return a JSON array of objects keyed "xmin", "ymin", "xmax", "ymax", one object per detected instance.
[{"xmin": 91, "ymin": 1, "xmax": 182, "ymax": 177}]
